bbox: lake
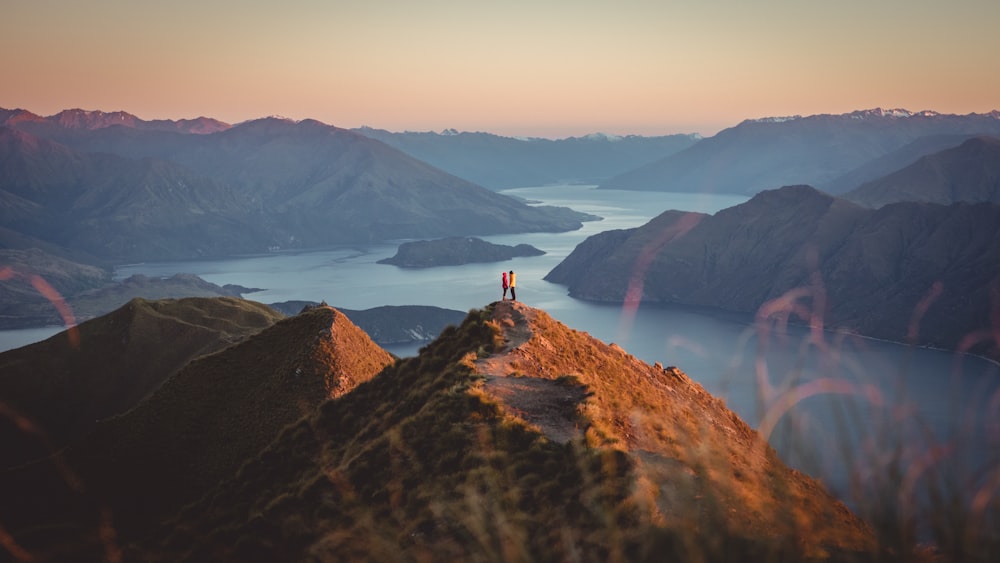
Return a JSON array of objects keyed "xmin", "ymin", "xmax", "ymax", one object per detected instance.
[{"xmin": 4, "ymin": 184, "xmax": 998, "ymax": 527}]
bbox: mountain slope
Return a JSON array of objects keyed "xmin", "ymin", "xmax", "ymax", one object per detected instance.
[
  {"xmin": 114, "ymin": 301, "xmax": 876, "ymax": 562},
  {"xmin": 0, "ymin": 297, "xmax": 283, "ymax": 469},
  {"xmin": 844, "ymin": 136, "xmax": 1000, "ymax": 208},
  {"xmin": 0, "ymin": 247, "xmax": 111, "ymax": 328},
  {"xmin": 546, "ymin": 186, "xmax": 1000, "ymax": 361},
  {"xmin": 824, "ymin": 133, "xmax": 979, "ymax": 194},
  {"xmin": 0, "ymin": 303, "xmax": 393, "ymax": 555},
  {"xmin": 169, "ymin": 118, "xmax": 593, "ymax": 245},
  {"xmin": 600, "ymin": 109, "xmax": 1000, "ymax": 195},
  {"xmin": 2, "ymin": 112, "xmax": 594, "ymax": 260},
  {"xmin": 0, "ymin": 126, "xmax": 272, "ymax": 260}
]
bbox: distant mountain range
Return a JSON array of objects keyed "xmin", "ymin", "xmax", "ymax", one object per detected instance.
[
  {"xmin": 354, "ymin": 127, "xmax": 700, "ymax": 188},
  {"xmin": 547, "ymin": 185, "xmax": 1000, "ymax": 361},
  {"xmin": 0, "ymin": 107, "xmax": 230, "ymax": 135},
  {"xmin": 0, "ymin": 299, "xmax": 880, "ymax": 560},
  {"xmin": 0, "ymin": 108, "xmax": 593, "ymax": 263},
  {"xmin": 600, "ymin": 108, "xmax": 1000, "ymax": 195}
]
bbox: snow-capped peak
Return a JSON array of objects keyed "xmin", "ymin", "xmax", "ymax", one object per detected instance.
[
  {"xmin": 848, "ymin": 108, "xmax": 917, "ymax": 119},
  {"xmin": 748, "ymin": 115, "xmax": 802, "ymax": 124},
  {"xmin": 581, "ymin": 132, "xmax": 623, "ymax": 142}
]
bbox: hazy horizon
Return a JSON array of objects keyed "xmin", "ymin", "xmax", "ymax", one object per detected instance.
[{"xmin": 3, "ymin": 1, "xmax": 999, "ymax": 139}]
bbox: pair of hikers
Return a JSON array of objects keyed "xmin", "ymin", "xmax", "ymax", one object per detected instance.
[{"xmin": 501, "ymin": 270, "xmax": 516, "ymax": 301}]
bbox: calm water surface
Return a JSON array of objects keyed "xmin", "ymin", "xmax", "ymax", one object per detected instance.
[{"xmin": 5, "ymin": 185, "xmax": 998, "ymax": 522}]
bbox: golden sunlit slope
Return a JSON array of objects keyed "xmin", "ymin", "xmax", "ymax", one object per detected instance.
[
  {"xmin": 125, "ymin": 302, "xmax": 878, "ymax": 562},
  {"xmin": 0, "ymin": 296, "xmax": 283, "ymax": 469},
  {"xmin": 477, "ymin": 302, "xmax": 875, "ymax": 554},
  {"xmin": 0, "ymin": 303, "xmax": 394, "ymax": 559}
]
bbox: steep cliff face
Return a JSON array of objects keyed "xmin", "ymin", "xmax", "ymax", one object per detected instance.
[{"xmin": 547, "ymin": 186, "xmax": 1000, "ymax": 360}]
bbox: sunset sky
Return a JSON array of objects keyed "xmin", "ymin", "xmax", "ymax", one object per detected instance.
[{"xmin": 3, "ymin": 0, "xmax": 998, "ymax": 138}]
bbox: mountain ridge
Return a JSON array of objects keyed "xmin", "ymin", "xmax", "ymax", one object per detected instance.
[
  {"xmin": 355, "ymin": 126, "xmax": 700, "ymax": 189},
  {"xmin": 600, "ymin": 108, "xmax": 1000, "ymax": 195},
  {"xmin": 0, "ymin": 303, "xmax": 394, "ymax": 550},
  {"xmin": 1, "ymin": 112, "xmax": 592, "ymax": 262},
  {"xmin": 2, "ymin": 107, "xmax": 230, "ymax": 134},
  {"xmin": 0, "ymin": 296, "xmax": 284, "ymax": 469},
  {"xmin": 844, "ymin": 135, "xmax": 1000, "ymax": 207},
  {"xmin": 134, "ymin": 300, "xmax": 875, "ymax": 560},
  {"xmin": 7, "ymin": 297, "xmax": 992, "ymax": 559},
  {"xmin": 546, "ymin": 185, "xmax": 1000, "ymax": 361}
]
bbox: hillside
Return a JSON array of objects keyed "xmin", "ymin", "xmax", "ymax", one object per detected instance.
[
  {"xmin": 1, "ymin": 110, "xmax": 593, "ymax": 262},
  {"xmin": 0, "ymin": 125, "xmax": 272, "ymax": 261},
  {"xmin": 355, "ymin": 127, "xmax": 700, "ymax": 188},
  {"xmin": 0, "ymin": 297, "xmax": 284, "ymax": 469},
  {"xmin": 125, "ymin": 300, "xmax": 875, "ymax": 561},
  {"xmin": 335, "ymin": 304, "xmax": 467, "ymax": 344},
  {"xmin": 546, "ymin": 185, "xmax": 1000, "ymax": 361},
  {"xmin": 824, "ymin": 133, "xmax": 979, "ymax": 194},
  {"xmin": 21, "ymin": 299, "xmax": 1000, "ymax": 559},
  {"xmin": 0, "ymin": 246, "xmax": 263, "ymax": 330},
  {"xmin": 0, "ymin": 300, "xmax": 878, "ymax": 561},
  {"xmin": 599, "ymin": 109, "xmax": 1000, "ymax": 195},
  {"xmin": 0, "ymin": 304, "xmax": 393, "ymax": 556},
  {"xmin": 268, "ymin": 302, "xmax": 467, "ymax": 345},
  {"xmin": 844, "ymin": 136, "xmax": 1000, "ymax": 208},
  {"xmin": 0, "ymin": 248, "xmax": 111, "ymax": 328},
  {"xmin": 377, "ymin": 236, "xmax": 544, "ymax": 268}
]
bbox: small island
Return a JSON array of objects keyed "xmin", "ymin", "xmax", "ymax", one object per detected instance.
[{"xmin": 377, "ymin": 237, "xmax": 544, "ymax": 268}]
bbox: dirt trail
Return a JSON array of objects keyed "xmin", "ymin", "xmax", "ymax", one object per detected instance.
[{"xmin": 474, "ymin": 300, "xmax": 586, "ymax": 444}]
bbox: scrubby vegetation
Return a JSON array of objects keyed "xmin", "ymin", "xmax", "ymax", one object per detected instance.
[
  {"xmin": 128, "ymin": 304, "xmax": 874, "ymax": 561},
  {"xmin": 2, "ymin": 299, "xmax": 995, "ymax": 561}
]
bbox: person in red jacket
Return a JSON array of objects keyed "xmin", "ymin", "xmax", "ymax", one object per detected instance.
[{"xmin": 501, "ymin": 271, "xmax": 509, "ymax": 300}]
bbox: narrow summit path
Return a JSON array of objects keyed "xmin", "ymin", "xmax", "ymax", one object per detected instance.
[{"xmin": 474, "ymin": 300, "xmax": 588, "ymax": 444}]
